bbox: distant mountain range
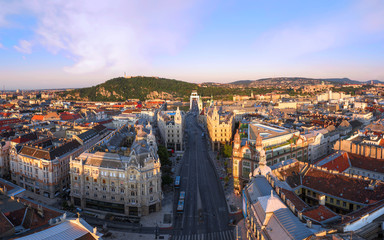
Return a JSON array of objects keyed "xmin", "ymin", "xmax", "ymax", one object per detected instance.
[{"xmin": 227, "ymin": 77, "xmax": 380, "ymax": 87}]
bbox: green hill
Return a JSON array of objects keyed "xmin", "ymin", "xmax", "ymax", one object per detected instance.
[
  {"xmin": 62, "ymin": 76, "xmax": 274, "ymax": 101},
  {"xmin": 63, "ymin": 76, "xmax": 197, "ymax": 101}
]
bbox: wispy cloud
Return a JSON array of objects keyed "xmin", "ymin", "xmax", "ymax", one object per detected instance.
[
  {"xmin": 2, "ymin": 0, "xmax": 205, "ymax": 74},
  {"xmin": 0, "ymin": 42, "xmax": 4, "ymax": 49},
  {"xmin": 14, "ymin": 39, "xmax": 32, "ymax": 54},
  {"xmin": 254, "ymin": 0, "xmax": 384, "ymax": 59}
]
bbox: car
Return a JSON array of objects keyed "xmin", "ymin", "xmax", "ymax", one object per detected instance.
[{"xmin": 228, "ymin": 218, "xmax": 236, "ymax": 226}]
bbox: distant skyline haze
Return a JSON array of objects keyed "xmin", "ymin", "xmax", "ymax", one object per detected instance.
[{"xmin": 0, "ymin": 0, "xmax": 384, "ymax": 89}]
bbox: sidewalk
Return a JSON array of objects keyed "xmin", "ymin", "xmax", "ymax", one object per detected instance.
[
  {"xmin": 106, "ymin": 231, "xmax": 171, "ymax": 239},
  {"xmin": 140, "ymin": 192, "xmax": 173, "ymax": 228}
]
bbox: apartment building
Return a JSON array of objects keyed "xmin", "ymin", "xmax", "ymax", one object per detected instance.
[
  {"xmin": 206, "ymin": 106, "xmax": 234, "ymax": 151},
  {"xmin": 157, "ymin": 107, "xmax": 184, "ymax": 151},
  {"xmin": 70, "ymin": 124, "xmax": 162, "ymax": 217},
  {"xmin": 9, "ymin": 126, "xmax": 107, "ymax": 198}
]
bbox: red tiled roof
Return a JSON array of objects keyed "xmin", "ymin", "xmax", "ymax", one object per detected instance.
[
  {"xmin": 302, "ymin": 168, "xmax": 384, "ymax": 204},
  {"xmin": 348, "ymin": 152, "xmax": 384, "ymax": 174},
  {"xmin": 321, "ymin": 152, "xmax": 350, "ymax": 172},
  {"xmin": 302, "ymin": 205, "xmax": 338, "ymax": 223},
  {"xmin": 60, "ymin": 113, "xmax": 74, "ymax": 121},
  {"xmin": 338, "ymin": 199, "xmax": 384, "ymax": 225},
  {"xmin": 31, "ymin": 115, "xmax": 44, "ymax": 121},
  {"xmin": 18, "ymin": 199, "xmax": 62, "ymax": 229},
  {"xmin": 0, "ymin": 212, "xmax": 14, "ymax": 235},
  {"xmin": 0, "ymin": 112, "xmax": 11, "ymax": 117},
  {"xmin": 0, "ymin": 181, "xmax": 14, "ymax": 191},
  {"xmin": 280, "ymin": 188, "xmax": 308, "ymax": 212},
  {"xmin": 4, "ymin": 208, "xmax": 25, "ymax": 226}
]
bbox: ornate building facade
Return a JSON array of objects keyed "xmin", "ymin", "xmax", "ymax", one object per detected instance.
[
  {"xmin": 9, "ymin": 127, "xmax": 107, "ymax": 198},
  {"xmin": 233, "ymin": 122, "xmax": 308, "ymax": 193},
  {"xmin": 70, "ymin": 123, "xmax": 162, "ymax": 217},
  {"xmin": 206, "ymin": 106, "xmax": 234, "ymax": 151}
]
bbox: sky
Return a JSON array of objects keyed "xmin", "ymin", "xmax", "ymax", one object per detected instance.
[{"xmin": 1, "ymin": 0, "xmax": 384, "ymax": 89}]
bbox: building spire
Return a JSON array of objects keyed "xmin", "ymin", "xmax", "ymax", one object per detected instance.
[{"xmin": 256, "ymin": 133, "xmax": 263, "ymax": 149}]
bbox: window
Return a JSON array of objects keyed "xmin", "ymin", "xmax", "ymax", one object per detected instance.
[
  {"xmin": 342, "ymin": 202, "xmax": 346, "ymax": 207},
  {"xmin": 336, "ymin": 200, "xmax": 340, "ymax": 205},
  {"xmin": 111, "ymin": 196, "xmax": 115, "ymax": 200},
  {"xmin": 94, "ymin": 193, "xmax": 97, "ymax": 197},
  {"xmin": 121, "ymin": 189, "xmax": 124, "ymax": 193},
  {"xmin": 103, "ymin": 195, "xmax": 106, "ymax": 199},
  {"xmin": 330, "ymin": 198, "xmax": 334, "ymax": 204},
  {"xmin": 103, "ymin": 179, "xmax": 106, "ymax": 184},
  {"xmin": 242, "ymin": 161, "xmax": 251, "ymax": 179},
  {"xmin": 121, "ymin": 197, "xmax": 124, "ymax": 201}
]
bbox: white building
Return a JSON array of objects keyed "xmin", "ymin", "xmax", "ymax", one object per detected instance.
[{"xmin": 157, "ymin": 107, "xmax": 184, "ymax": 151}]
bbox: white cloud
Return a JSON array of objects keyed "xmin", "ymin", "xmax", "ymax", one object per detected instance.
[
  {"xmin": 4, "ymin": 0, "xmax": 205, "ymax": 74},
  {"xmin": 254, "ymin": 0, "xmax": 384, "ymax": 59},
  {"xmin": 0, "ymin": 42, "xmax": 4, "ymax": 49},
  {"xmin": 14, "ymin": 40, "xmax": 32, "ymax": 54}
]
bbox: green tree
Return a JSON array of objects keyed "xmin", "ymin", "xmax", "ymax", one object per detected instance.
[
  {"xmin": 158, "ymin": 145, "xmax": 171, "ymax": 166},
  {"xmin": 223, "ymin": 144, "xmax": 233, "ymax": 158},
  {"xmin": 162, "ymin": 174, "xmax": 173, "ymax": 186}
]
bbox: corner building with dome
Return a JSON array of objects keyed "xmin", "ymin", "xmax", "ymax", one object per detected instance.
[{"xmin": 70, "ymin": 122, "xmax": 162, "ymax": 217}]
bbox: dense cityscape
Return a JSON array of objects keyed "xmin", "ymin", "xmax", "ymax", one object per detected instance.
[
  {"xmin": 0, "ymin": 80, "xmax": 384, "ymax": 239},
  {"xmin": 1, "ymin": 1, "xmax": 384, "ymax": 239}
]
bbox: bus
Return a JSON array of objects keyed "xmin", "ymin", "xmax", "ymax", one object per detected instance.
[
  {"xmin": 177, "ymin": 200, "xmax": 185, "ymax": 213},
  {"xmin": 179, "ymin": 191, "xmax": 185, "ymax": 200},
  {"xmin": 174, "ymin": 176, "xmax": 180, "ymax": 188}
]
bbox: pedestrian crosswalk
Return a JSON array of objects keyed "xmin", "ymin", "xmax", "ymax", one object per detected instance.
[{"xmin": 172, "ymin": 230, "xmax": 234, "ymax": 240}]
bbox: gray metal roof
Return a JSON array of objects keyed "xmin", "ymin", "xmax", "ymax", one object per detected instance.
[{"xmin": 271, "ymin": 208, "xmax": 313, "ymax": 240}]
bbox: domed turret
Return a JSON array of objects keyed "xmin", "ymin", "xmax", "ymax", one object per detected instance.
[{"xmin": 252, "ymin": 146, "xmax": 271, "ymax": 177}]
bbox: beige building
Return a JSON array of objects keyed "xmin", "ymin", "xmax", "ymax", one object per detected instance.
[
  {"xmin": 0, "ymin": 141, "xmax": 11, "ymax": 178},
  {"xmin": 206, "ymin": 106, "xmax": 235, "ymax": 151},
  {"xmin": 9, "ymin": 127, "xmax": 107, "ymax": 198},
  {"xmin": 70, "ymin": 123, "xmax": 162, "ymax": 217},
  {"xmin": 157, "ymin": 107, "xmax": 184, "ymax": 151}
]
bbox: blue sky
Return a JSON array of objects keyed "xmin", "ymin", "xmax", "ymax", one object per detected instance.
[{"xmin": 1, "ymin": 0, "xmax": 384, "ymax": 89}]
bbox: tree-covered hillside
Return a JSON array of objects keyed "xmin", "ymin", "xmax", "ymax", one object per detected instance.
[{"xmin": 61, "ymin": 76, "xmax": 275, "ymax": 101}]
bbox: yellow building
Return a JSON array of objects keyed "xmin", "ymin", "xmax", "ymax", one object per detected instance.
[{"xmin": 206, "ymin": 106, "xmax": 234, "ymax": 151}]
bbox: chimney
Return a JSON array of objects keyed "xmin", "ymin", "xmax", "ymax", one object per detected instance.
[
  {"xmin": 306, "ymin": 219, "xmax": 312, "ymax": 228},
  {"xmin": 298, "ymin": 211, "xmax": 303, "ymax": 220},
  {"xmin": 319, "ymin": 195, "xmax": 326, "ymax": 205}
]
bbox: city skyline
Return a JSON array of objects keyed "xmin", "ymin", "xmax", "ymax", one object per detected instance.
[{"xmin": 1, "ymin": 0, "xmax": 384, "ymax": 89}]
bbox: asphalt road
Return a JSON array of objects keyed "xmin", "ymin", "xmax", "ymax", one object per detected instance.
[{"xmin": 172, "ymin": 105, "xmax": 234, "ymax": 240}]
